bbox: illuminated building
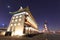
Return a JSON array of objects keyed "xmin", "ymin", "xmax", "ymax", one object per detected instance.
[
  {"xmin": 42, "ymin": 21, "xmax": 49, "ymax": 33},
  {"xmin": 5, "ymin": 7, "xmax": 38, "ymax": 36},
  {"xmin": 0, "ymin": 28, "xmax": 7, "ymax": 35}
]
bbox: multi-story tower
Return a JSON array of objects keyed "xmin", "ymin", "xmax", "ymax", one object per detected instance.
[
  {"xmin": 5, "ymin": 7, "xmax": 38, "ymax": 36},
  {"xmin": 43, "ymin": 21, "xmax": 49, "ymax": 33}
]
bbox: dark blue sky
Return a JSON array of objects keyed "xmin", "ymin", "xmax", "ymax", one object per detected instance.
[{"xmin": 0, "ymin": 0, "xmax": 60, "ymax": 31}]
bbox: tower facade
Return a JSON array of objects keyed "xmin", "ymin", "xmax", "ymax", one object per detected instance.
[
  {"xmin": 5, "ymin": 7, "xmax": 38, "ymax": 36},
  {"xmin": 43, "ymin": 21, "xmax": 49, "ymax": 33}
]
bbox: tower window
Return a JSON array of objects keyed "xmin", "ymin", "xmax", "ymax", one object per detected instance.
[
  {"xmin": 12, "ymin": 20, "xmax": 14, "ymax": 22},
  {"xmin": 11, "ymin": 24, "xmax": 13, "ymax": 26},
  {"xmin": 14, "ymin": 23, "xmax": 16, "ymax": 26},
  {"xmin": 15, "ymin": 19, "xmax": 18, "ymax": 22},
  {"xmin": 18, "ymin": 23, "xmax": 20, "ymax": 25},
  {"xmin": 19, "ymin": 15, "xmax": 22, "ymax": 17},
  {"xmin": 19, "ymin": 19, "xmax": 21, "ymax": 21},
  {"xmin": 16, "ymin": 16, "xmax": 18, "ymax": 18},
  {"xmin": 12, "ymin": 17, "xmax": 15, "ymax": 19}
]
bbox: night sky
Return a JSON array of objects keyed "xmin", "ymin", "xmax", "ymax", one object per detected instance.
[{"xmin": 0, "ymin": 0, "xmax": 60, "ymax": 31}]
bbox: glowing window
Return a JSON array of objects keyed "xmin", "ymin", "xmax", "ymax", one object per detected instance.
[
  {"xmin": 19, "ymin": 15, "xmax": 22, "ymax": 17},
  {"xmin": 16, "ymin": 16, "xmax": 18, "ymax": 18},
  {"xmin": 14, "ymin": 23, "xmax": 16, "ymax": 26},
  {"xmin": 25, "ymin": 27, "xmax": 28, "ymax": 30},
  {"xmin": 26, "ymin": 12, "xmax": 28, "ymax": 15},
  {"xmin": 18, "ymin": 23, "xmax": 20, "ymax": 25},
  {"xmin": 15, "ymin": 19, "xmax": 18, "ymax": 22},
  {"xmin": 12, "ymin": 17, "xmax": 15, "ymax": 19},
  {"xmin": 11, "ymin": 24, "xmax": 13, "ymax": 26},
  {"xmin": 19, "ymin": 19, "xmax": 21, "ymax": 21},
  {"xmin": 12, "ymin": 20, "xmax": 14, "ymax": 22}
]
